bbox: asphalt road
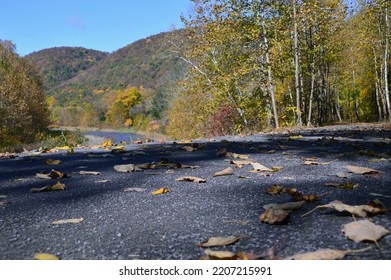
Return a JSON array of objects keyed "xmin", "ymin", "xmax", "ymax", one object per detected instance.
[{"xmin": 1, "ymin": 124, "xmax": 390, "ymax": 260}]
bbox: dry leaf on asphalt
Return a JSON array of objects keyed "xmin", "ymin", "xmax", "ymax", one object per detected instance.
[
  {"xmin": 175, "ymin": 176, "xmax": 207, "ymax": 183},
  {"xmin": 36, "ymin": 169, "xmax": 69, "ymax": 179},
  {"xmin": 151, "ymin": 187, "xmax": 170, "ymax": 195},
  {"xmin": 263, "ymin": 201, "xmax": 305, "ymax": 211},
  {"xmin": 345, "ymin": 165, "xmax": 380, "ymax": 175},
  {"xmin": 284, "ymin": 247, "xmax": 372, "ymax": 260},
  {"xmin": 114, "ymin": 164, "xmax": 141, "ymax": 173},
  {"xmin": 124, "ymin": 187, "xmax": 147, "ymax": 192},
  {"xmin": 259, "ymin": 209, "xmax": 290, "ymax": 225},
  {"xmin": 302, "ymin": 200, "xmax": 386, "ymax": 218},
  {"xmin": 203, "ymin": 249, "xmax": 236, "ymax": 259},
  {"xmin": 51, "ymin": 218, "xmax": 84, "ymax": 225},
  {"xmin": 181, "ymin": 145, "xmax": 198, "ymax": 152},
  {"xmin": 197, "ymin": 236, "xmax": 240, "ymax": 247},
  {"xmin": 31, "ymin": 181, "xmax": 65, "ymax": 193},
  {"xmin": 285, "ymin": 188, "xmax": 318, "ymax": 202},
  {"xmin": 230, "ymin": 159, "xmax": 253, "ymax": 168},
  {"xmin": 342, "ymin": 220, "xmax": 389, "ymax": 244},
  {"xmin": 266, "ymin": 185, "xmax": 284, "ymax": 195},
  {"xmin": 45, "ymin": 159, "xmax": 61, "ymax": 165},
  {"xmin": 213, "ymin": 167, "xmax": 234, "ymax": 177},
  {"xmin": 34, "ymin": 253, "xmax": 60, "ymax": 260},
  {"xmin": 325, "ymin": 182, "xmax": 359, "ymax": 189},
  {"xmin": 96, "ymin": 179, "xmax": 111, "ymax": 183},
  {"xmin": 79, "ymin": 171, "xmax": 101, "ymax": 175},
  {"xmin": 250, "ymin": 162, "xmax": 273, "ymax": 172}
]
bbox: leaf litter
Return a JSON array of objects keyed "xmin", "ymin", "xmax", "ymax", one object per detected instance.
[
  {"xmin": 285, "ymin": 246, "xmax": 372, "ymax": 260},
  {"xmin": 342, "ymin": 220, "xmax": 389, "ymax": 245},
  {"xmin": 198, "ymin": 236, "xmax": 240, "ymax": 247}
]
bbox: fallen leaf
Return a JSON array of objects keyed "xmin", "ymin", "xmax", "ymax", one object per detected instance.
[
  {"xmin": 34, "ymin": 253, "xmax": 60, "ymax": 260},
  {"xmin": 51, "ymin": 218, "xmax": 84, "ymax": 225},
  {"xmin": 124, "ymin": 187, "xmax": 147, "ymax": 192},
  {"xmin": 303, "ymin": 160, "xmax": 320, "ymax": 165},
  {"xmin": 285, "ymin": 247, "xmax": 372, "ymax": 260},
  {"xmin": 228, "ymin": 152, "xmax": 250, "ymax": 159},
  {"xmin": 289, "ymin": 135, "xmax": 303, "ymax": 140},
  {"xmin": 346, "ymin": 165, "xmax": 380, "ymax": 175},
  {"xmin": 325, "ymin": 182, "xmax": 359, "ymax": 189},
  {"xmin": 31, "ymin": 181, "xmax": 65, "ymax": 193},
  {"xmin": 45, "ymin": 159, "xmax": 61, "ymax": 165},
  {"xmin": 198, "ymin": 236, "xmax": 240, "ymax": 247},
  {"xmin": 96, "ymin": 179, "xmax": 111, "ymax": 183},
  {"xmin": 250, "ymin": 162, "xmax": 273, "ymax": 172},
  {"xmin": 342, "ymin": 220, "xmax": 389, "ymax": 244},
  {"xmin": 370, "ymin": 193, "xmax": 391, "ymax": 199},
  {"xmin": 263, "ymin": 201, "xmax": 305, "ymax": 211},
  {"xmin": 151, "ymin": 187, "xmax": 170, "ymax": 195},
  {"xmin": 285, "ymin": 188, "xmax": 318, "ymax": 202},
  {"xmin": 203, "ymin": 249, "xmax": 236, "ymax": 259},
  {"xmin": 336, "ymin": 172, "xmax": 349, "ymax": 178},
  {"xmin": 175, "ymin": 176, "xmax": 207, "ymax": 183},
  {"xmin": 102, "ymin": 139, "xmax": 114, "ymax": 147},
  {"xmin": 79, "ymin": 171, "xmax": 101, "ymax": 175},
  {"xmin": 111, "ymin": 147, "xmax": 126, "ymax": 154},
  {"xmin": 265, "ymin": 185, "xmax": 284, "ymax": 195},
  {"xmin": 230, "ymin": 160, "xmax": 253, "ymax": 168},
  {"xmin": 271, "ymin": 166, "xmax": 283, "ymax": 172},
  {"xmin": 259, "ymin": 209, "xmax": 290, "ymax": 225},
  {"xmin": 181, "ymin": 145, "xmax": 198, "ymax": 152},
  {"xmin": 114, "ymin": 164, "xmax": 140, "ymax": 173},
  {"xmin": 213, "ymin": 167, "xmax": 234, "ymax": 177},
  {"xmin": 302, "ymin": 200, "xmax": 386, "ymax": 218},
  {"xmin": 36, "ymin": 169, "xmax": 69, "ymax": 180}
]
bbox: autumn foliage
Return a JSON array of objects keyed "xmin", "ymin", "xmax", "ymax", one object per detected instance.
[{"xmin": 0, "ymin": 40, "xmax": 50, "ymax": 147}]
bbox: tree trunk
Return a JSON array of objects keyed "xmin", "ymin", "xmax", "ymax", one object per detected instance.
[
  {"xmin": 293, "ymin": 0, "xmax": 302, "ymax": 126},
  {"xmin": 384, "ymin": 0, "xmax": 391, "ymax": 121},
  {"xmin": 262, "ymin": 19, "xmax": 279, "ymax": 128}
]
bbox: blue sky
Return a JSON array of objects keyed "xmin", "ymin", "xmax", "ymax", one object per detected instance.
[{"xmin": 0, "ymin": 0, "xmax": 193, "ymax": 56}]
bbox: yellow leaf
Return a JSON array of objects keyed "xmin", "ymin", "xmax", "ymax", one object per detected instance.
[
  {"xmin": 45, "ymin": 159, "xmax": 61, "ymax": 165},
  {"xmin": 289, "ymin": 135, "xmax": 303, "ymax": 140},
  {"xmin": 34, "ymin": 253, "xmax": 60, "ymax": 260},
  {"xmin": 102, "ymin": 139, "xmax": 114, "ymax": 147},
  {"xmin": 151, "ymin": 187, "xmax": 170, "ymax": 195}
]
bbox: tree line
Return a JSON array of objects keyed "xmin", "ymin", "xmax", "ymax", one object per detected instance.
[{"xmin": 166, "ymin": 0, "xmax": 391, "ymax": 139}]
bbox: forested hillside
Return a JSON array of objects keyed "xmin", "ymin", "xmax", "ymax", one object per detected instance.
[{"xmin": 26, "ymin": 47, "xmax": 108, "ymax": 90}]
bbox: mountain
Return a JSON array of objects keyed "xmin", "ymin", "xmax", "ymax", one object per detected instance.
[
  {"xmin": 26, "ymin": 47, "xmax": 108, "ymax": 90},
  {"xmin": 58, "ymin": 31, "xmax": 185, "ymax": 92},
  {"xmin": 26, "ymin": 30, "xmax": 188, "ymax": 128}
]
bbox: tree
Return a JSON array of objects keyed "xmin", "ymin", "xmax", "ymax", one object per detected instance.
[{"xmin": 0, "ymin": 40, "xmax": 50, "ymax": 146}]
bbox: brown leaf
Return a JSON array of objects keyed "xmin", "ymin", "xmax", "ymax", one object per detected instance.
[
  {"xmin": 285, "ymin": 188, "xmax": 318, "ymax": 202},
  {"xmin": 198, "ymin": 236, "xmax": 240, "ymax": 247},
  {"xmin": 213, "ymin": 167, "xmax": 234, "ymax": 177},
  {"xmin": 284, "ymin": 247, "xmax": 372, "ymax": 260},
  {"xmin": 263, "ymin": 201, "xmax": 305, "ymax": 211},
  {"xmin": 346, "ymin": 165, "xmax": 380, "ymax": 175},
  {"xmin": 51, "ymin": 218, "xmax": 84, "ymax": 225},
  {"xmin": 45, "ymin": 159, "xmax": 61, "ymax": 165},
  {"xmin": 175, "ymin": 176, "xmax": 207, "ymax": 183},
  {"xmin": 181, "ymin": 145, "xmax": 198, "ymax": 152},
  {"xmin": 302, "ymin": 200, "xmax": 386, "ymax": 218},
  {"xmin": 31, "ymin": 181, "xmax": 65, "ymax": 193},
  {"xmin": 250, "ymin": 162, "xmax": 273, "ymax": 172},
  {"xmin": 342, "ymin": 220, "xmax": 389, "ymax": 243},
  {"xmin": 265, "ymin": 185, "xmax": 284, "ymax": 195},
  {"xmin": 230, "ymin": 160, "xmax": 253, "ymax": 168},
  {"xmin": 79, "ymin": 171, "xmax": 101, "ymax": 175},
  {"xmin": 203, "ymin": 249, "xmax": 236, "ymax": 259},
  {"xmin": 36, "ymin": 169, "xmax": 69, "ymax": 179},
  {"xmin": 259, "ymin": 209, "xmax": 290, "ymax": 225},
  {"xmin": 303, "ymin": 160, "xmax": 320, "ymax": 166}
]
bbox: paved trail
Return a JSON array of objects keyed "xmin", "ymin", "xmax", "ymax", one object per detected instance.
[{"xmin": 0, "ymin": 124, "xmax": 390, "ymax": 260}]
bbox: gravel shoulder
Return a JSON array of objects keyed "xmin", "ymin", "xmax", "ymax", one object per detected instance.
[{"xmin": 0, "ymin": 124, "xmax": 390, "ymax": 260}]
